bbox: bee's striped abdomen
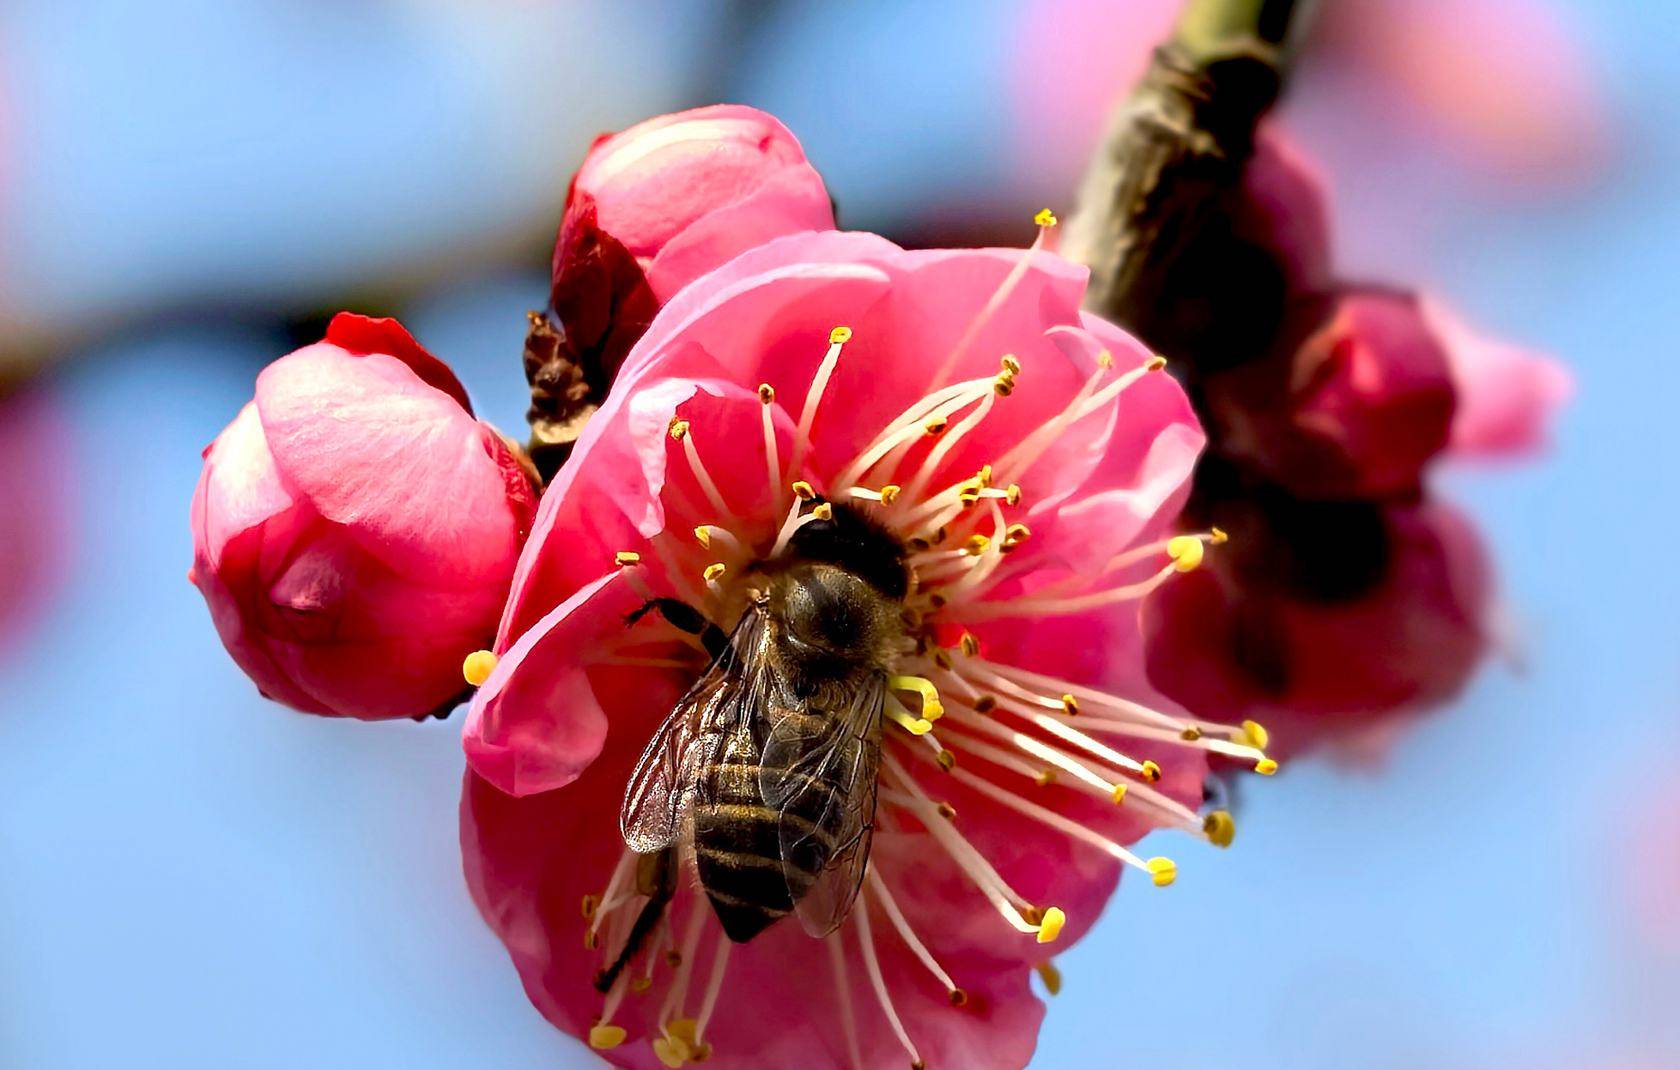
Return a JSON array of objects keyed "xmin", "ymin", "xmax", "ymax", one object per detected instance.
[{"xmin": 693, "ymin": 715, "xmax": 840, "ymax": 943}]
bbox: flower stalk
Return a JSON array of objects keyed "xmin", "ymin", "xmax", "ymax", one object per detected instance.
[{"xmin": 1063, "ymin": 0, "xmax": 1308, "ymax": 351}]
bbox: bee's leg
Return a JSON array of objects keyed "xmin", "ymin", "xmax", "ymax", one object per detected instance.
[
  {"xmin": 593, "ymin": 846, "xmax": 677, "ymax": 994},
  {"xmin": 626, "ymin": 597, "xmax": 729, "ymax": 659}
]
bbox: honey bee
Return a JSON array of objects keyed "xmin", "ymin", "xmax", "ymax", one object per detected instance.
[{"xmin": 604, "ymin": 500, "xmax": 909, "ymax": 982}]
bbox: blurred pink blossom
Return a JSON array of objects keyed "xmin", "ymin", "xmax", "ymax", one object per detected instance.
[{"xmin": 0, "ymin": 387, "xmax": 70, "ymax": 653}]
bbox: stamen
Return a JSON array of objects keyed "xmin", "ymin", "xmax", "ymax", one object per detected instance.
[
  {"xmin": 462, "ymin": 649, "xmax": 498, "ymax": 687},
  {"xmin": 885, "ymin": 699, "xmax": 934, "ymax": 737},
  {"xmin": 926, "ymin": 213, "xmax": 1057, "ymax": 388},
  {"xmin": 759, "ymin": 382, "xmax": 782, "ymax": 497},
  {"xmin": 832, "ymin": 378, "xmax": 992, "ymax": 492},
  {"xmin": 947, "ymin": 765, "xmax": 1173, "ymax": 892},
  {"xmin": 959, "ymin": 562, "xmax": 1179, "ymax": 620},
  {"xmin": 790, "ymin": 326, "xmax": 852, "ymax": 478},
  {"xmin": 991, "ymin": 355, "xmax": 1162, "ymax": 488},
  {"xmin": 655, "ymin": 898, "xmax": 708, "ymax": 1036},
  {"xmin": 855, "ymin": 902, "xmax": 925, "ymax": 1069},
  {"xmin": 1203, "ymin": 810, "xmax": 1236, "ymax": 848},
  {"xmin": 868, "ymin": 870, "xmax": 964, "ymax": 1004},
  {"xmin": 692, "ymin": 934, "xmax": 732, "ymax": 1054},
  {"xmin": 898, "ymin": 386, "xmax": 997, "ymax": 506},
  {"xmin": 615, "ymin": 551, "xmax": 642, "ymax": 567},
  {"xmin": 888, "ymin": 675, "xmax": 944, "ymax": 720},
  {"xmin": 679, "ymin": 429, "xmax": 732, "ymax": 520},
  {"xmin": 692, "ymin": 524, "xmax": 746, "ymax": 559},
  {"xmin": 827, "ymin": 934, "xmax": 865, "ymax": 1070}
]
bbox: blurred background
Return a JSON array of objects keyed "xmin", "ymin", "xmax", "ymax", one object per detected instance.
[{"xmin": 0, "ymin": 1, "xmax": 1673, "ymax": 1067}]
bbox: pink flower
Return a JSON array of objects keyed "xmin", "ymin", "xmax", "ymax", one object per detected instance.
[
  {"xmin": 189, "ymin": 313, "xmax": 537, "ymax": 721},
  {"xmin": 0, "ymin": 387, "xmax": 71, "ymax": 653},
  {"xmin": 546, "ymin": 105, "xmax": 836, "ymax": 391},
  {"xmin": 1142, "ymin": 499, "xmax": 1489, "ymax": 759},
  {"xmin": 460, "ymin": 229, "xmax": 1267, "ymax": 1068},
  {"xmin": 1203, "ymin": 289, "xmax": 1457, "ymax": 501}
]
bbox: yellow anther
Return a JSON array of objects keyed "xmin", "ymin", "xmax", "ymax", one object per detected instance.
[
  {"xmin": 1034, "ymin": 207, "xmax": 1058, "ymax": 228},
  {"xmin": 936, "ymin": 801, "xmax": 957, "ymax": 821},
  {"xmin": 964, "ymin": 533, "xmax": 990, "ymax": 555},
  {"xmin": 652, "ymin": 1035, "xmax": 690, "ymax": 1068},
  {"xmin": 667, "ymin": 418, "xmax": 689, "ymax": 440},
  {"xmin": 977, "ymin": 464, "xmax": 994, "ymax": 488},
  {"xmin": 1035, "ymin": 961, "xmax": 1063, "ymax": 996},
  {"xmin": 937, "ymin": 749, "xmax": 957, "ymax": 771},
  {"xmin": 1146, "ymin": 857, "xmax": 1178, "ymax": 887},
  {"xmin": 1140, "ymin": 760, "xmax": 1162, "ymax": 783},
  {"xmin": 693, "ymin": 525, "xmax": 712, "ymax": 548},
  {"xmin": 829, "ymin": 326, "xmax": 852, "ymax": 344},
  {"xmin": 1002, "ymin": 522, "xmax": 1031, "ymax": 548},
  {"xmin": 1167, "ymin": 534, "xmax": 1205, "ymax": 572},
  {"xmin": 1060, "ymin": 693, "xmax": 1079, "ymax": 715},
  {"xmin": 462, "ymin": 649, "xmax": 498, "ymax": 687},
  {"xmin": 757, "ymin": 382, "xmax": 775, "ymax": 404},
  {"xmin": 889, "ymin": 675, "xmax": 943, "ymax": 720},
  {"xmin": 924, "ymin": 415, "xmax": 949, "ymax": 435},
  {"xmin": 879, "ymin": 484, "xmax": 901, "ymax": 504},
  {"xmin": 958, "ymin": 483, "xmax": 983, "ymax": 506},
  {"xmin": 1180, "ymin": 726, "xmax": 1203, "ymax": 741},
  {"xmin": 1242, "ymin": 719, "xmax": 1270, "ymax": 749},
  {"xmin": 1255, "ymin": 757, "xmax": 1279, "ymax": 776},
  {"xmin": 580, "ymin": 894, "xmax": 599, "ymax": 920},
  {"xmin": 1203, "ymin": 810, "xmax": 1236, "ymax": 848},
  {"xmin": 1035, "ymin": 906, "xmax": 1066, "ymax": 943},
  {"xmin": 1035, "ymin": 768, "xmax": 1056, "ymax": 787},
  {"xmin": 973, "ymin": 695, "xmax": 998, "ymax": 714},
  {"xmin": 810, "ymin": 503, "xmax": 833, "ymax": 522},
  {"xmin": 615, "ymin": 551, "xmax": 642, "ymax": 567},
  {"xmin": 691, "ymin": 1042, "xmax": 713, "ymax": 1063},
  {"xmin": 589, "ymin": 1024, "xmax": 628, "ymax": 1050},
  {"xmin": 791, "ymin": 480, "xmax": 816, "ymax": 500},
  {"xmin": 1110, "ymin": 783, "xmax": 1128, "ymax": 805},
  {"xmin": 948, "ymin": 987, "xmax": 969, "ymax": 1007},
  {"xmin": 993, "ymin": 374, "xmax": 1016, "ymax": 397},
  {"xmin": 631, "ymin": 976, "xmax": 653, "ymax": 994},
  {"xmin": 1005, "ymin": 484, "xmax": 1023, "ymax": 506},
  {"xmin": 1096, "ymin": 349, "xmax": 1114, "ymax": 369},
  {"xmin": 667, "ymin": 1020, "xmax": 699, "ymax": 1045},
  {"xmin": 1210, "ymin": 526, "xmax": 1229, "ymax": 545},
  {"xmin": 583, "ymin": 930, "xmax": 600, "ymax": 950},
  {"xmin": 1146, "ymin": 355, "xmax": 1167, "ymax": 371},
  {"xmin": 886, "ymin": 704, "xmax": 934, "ymax": 737},
  {"xmin": 703, "ymin": 562, "xmax": 727, "ymax": 583},
  {"xmin": 959, "ymin": 632, "xmax": 980, "ymax": 657},
  {"xmin": 1001, "ymin": 354, "xmax": 1022, "ymax": 375}
]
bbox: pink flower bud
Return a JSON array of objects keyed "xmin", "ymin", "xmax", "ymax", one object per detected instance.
[
  {"xmin": 545, "ymin": 105, "xmax": 836, "ymax": 390},
  {"xmin": 1205, "ymin": 289, "xmax": 1457, "ymax": 500},
  {"xmin": 189, "ymin": 313, "xmax": 536, "ymax": 720}
]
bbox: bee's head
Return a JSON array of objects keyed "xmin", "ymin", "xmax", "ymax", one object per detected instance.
[{"xmin": 768, "ymin": 563, "xmax": 899, "ymax": 690}]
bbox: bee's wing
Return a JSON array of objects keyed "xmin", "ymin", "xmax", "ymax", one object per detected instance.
[
  {"xmin": 620, "ymin": 609, "xmax": 766, "ymax": 853},
  {"xmin": 758, "ymin": 673, "xmax": 884, "ymax": 937}
]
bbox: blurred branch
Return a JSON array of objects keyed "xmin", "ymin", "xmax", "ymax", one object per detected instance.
[{"xmin": 1064, "ymin": 0, "xmax": 1308, "ymax": 336}]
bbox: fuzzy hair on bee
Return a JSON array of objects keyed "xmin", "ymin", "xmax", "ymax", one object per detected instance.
[{"xmin": 614, "ymin": 500, "xmax": 910, "ymax": 961}]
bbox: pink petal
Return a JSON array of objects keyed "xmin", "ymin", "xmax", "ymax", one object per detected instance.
[
  {"xmin": 324, "ymin": 311, "xmax": 474, "ymax": 413},
  {"xmin": 255, "ymin": 342, "xmax": 520, "ymax": 582},
  {"xmin": 466, "ymin": 569, "xmax": 655, "ymax": 796},
  {"xmin": 1425, "ymin": 299, "xmax": 1572, "ymax": 457}
]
